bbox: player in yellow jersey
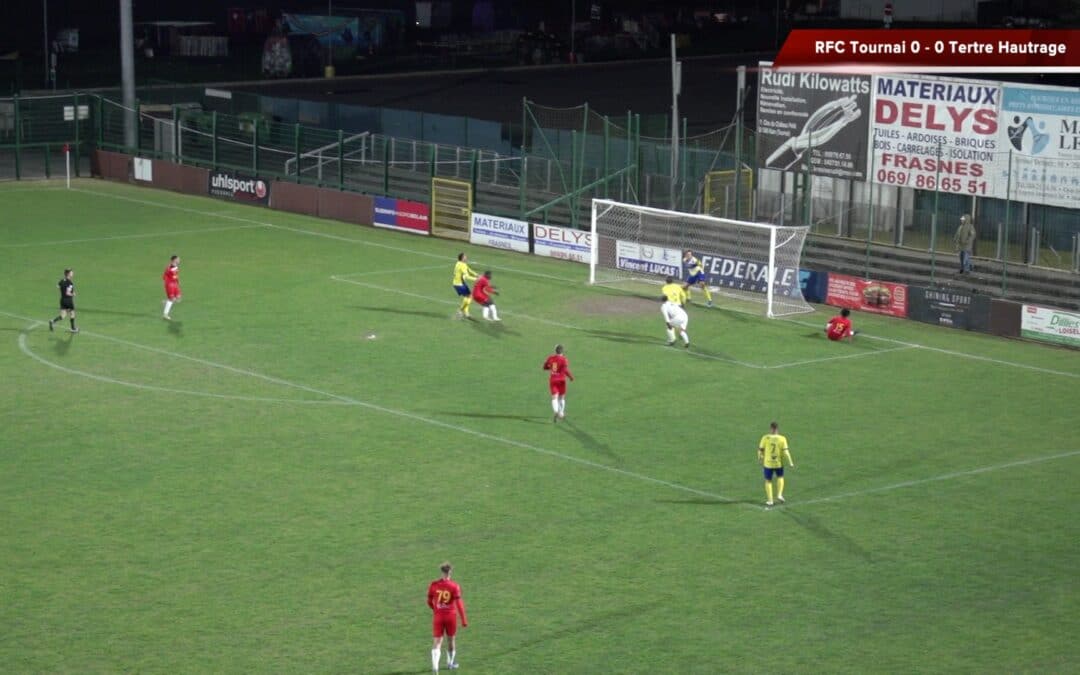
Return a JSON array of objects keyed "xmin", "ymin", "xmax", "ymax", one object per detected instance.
[
  {"xmin": 452, "ymin": 253, "xmax": 480, "ymax": 318},
  {"xmin": 682, "ymin": 250, "xmax": 713, "ymax": 307},
  {"xmin": 758, "ymin": 421, "xmax": 795, "ymax": 507},
  {"xmin": 661, "ymin": 276, "xmax": 688, "ymax": 306}
]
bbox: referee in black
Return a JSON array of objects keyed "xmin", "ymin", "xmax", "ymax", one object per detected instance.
[{"xmin": 48, "ymin": 268, "xmax": 79, "ymax": 333}]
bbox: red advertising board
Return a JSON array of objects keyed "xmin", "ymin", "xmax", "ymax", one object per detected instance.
[
  {"xmin": 826, "ymin": 272, "xmax": 908, "ymax": 318},
  {"xmin": 373, "ymin": 196, "xmax": 430, "ymax": 235}
]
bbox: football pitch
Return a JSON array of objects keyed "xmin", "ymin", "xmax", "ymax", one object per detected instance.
[{"xmin": 1, "ymin": 179, "xmax": 1078, "ymax": 674}]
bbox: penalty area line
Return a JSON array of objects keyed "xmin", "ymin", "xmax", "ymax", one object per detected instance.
[
  {"xmin": 4, "ymin": 309, "xmax": 731, "ymax": 504},
  {"xmin": 788, "ymin": 449, "xmax": 1080, "ymax": 509}
]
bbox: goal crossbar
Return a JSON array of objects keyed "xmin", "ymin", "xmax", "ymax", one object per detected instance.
[{"xmin": 589, "ymin": 199, "xmax": 813, "ymax": 318}]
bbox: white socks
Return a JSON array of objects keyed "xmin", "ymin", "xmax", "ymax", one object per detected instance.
[
  {"xmin": 551, "ymin": 397, "xmax": 559, "ymax": 413},
  {"xmin": 431, "ymin": 648, "xmax": 440, "ymax": 671},
  {"xmin": 482, "ymin": 306, "xmax": 490, "ymax": 320},
  {"xmin": 490, "ymin": 305, "xmax": 499, "ymax": 320},
  {"xmin": 558, "ymin": 397, "xmax": 566, "ymax": 415},
  {"xmin": 163, "ymin": 300, "xmax": 173, "ymax": 316},
  {"xmin": 680, "ymin": 330, "xmax": 689, "ymax": 345},
  {"xmin": 666, "ymin": 327, "xmax": 675, "ymax": 342},
  {"xmin": 448, "ymin": 649, "xmax": 456, "ymax": 666}
]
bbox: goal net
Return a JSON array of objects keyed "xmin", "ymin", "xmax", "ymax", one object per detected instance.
[{"xmin": 589, "ymin": 199, "xmax": 813, "ymax": 317}]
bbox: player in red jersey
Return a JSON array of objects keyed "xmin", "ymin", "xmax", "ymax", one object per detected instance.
[
  {"xmin": 825, "ymin": 308, "xmax": 857, "ymax": 341},
  {"xmin": 162, "ymin": 254, "xmax": 181, "ymax": 320},
  {"xmin": 543, "ymin": 344, "xmax": 575, "ymax": 423},
  {"xmin": 471, "ymin": 271, "xmax": 500, "ymax": 322},
  {"xmin": 427, "ymin": 562, "xmax": 468, "ymax": 672}
]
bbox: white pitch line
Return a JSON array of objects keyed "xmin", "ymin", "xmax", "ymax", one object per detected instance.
[
  {"xmin": 70, "ymin": 186, "xmax": 576, "ymax": 285},
  {"xmin": 2, "ymin": 309, "xmax": 732, "ymax": 503},
  {"xmin": 68, "ymin": 185, "xmax": 1080, "ymax": 379},
  {"xmin": 333, "ymin": 264, "xmax": 445, "ymax": 279},
  {"xmin": 788, "ymin": 450, "xmax": 1080, "ymax": 508},
  {"xmin": 331, "ymin": 275, "xmax": 587, "ymax": 331},
  {"xmin": 785, "ymin": 317, "xmax": 1080, "ymax": 379},
  {"xmin": 17, "ymin": 327, "xmax": 350, "ymax": 406},
  {"xmin": 766, "ymin": 345, "xmax": 915, "ymax": 369},
  {"xmin": 0, "ymin": 224, "xmax": 263, "ymax": 248}
]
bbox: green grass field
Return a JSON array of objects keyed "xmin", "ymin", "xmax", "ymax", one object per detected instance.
[{"xmin": 1, "ymin": 179, "xmax": 1078, "ymax": 674}]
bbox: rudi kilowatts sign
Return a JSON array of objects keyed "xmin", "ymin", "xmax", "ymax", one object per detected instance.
[{"xmin": 757, "ymin": 65, "xmax": 871, "ymax": 180}]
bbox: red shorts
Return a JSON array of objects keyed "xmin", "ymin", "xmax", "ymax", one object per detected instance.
[
  {"xmin": 432, "ymin": 612, "xmax": 458, "ymax": 637},
  {"xmin": 472, "ymin": 294, "xmax": 490, "ymax": 306},
  {"xmin": 549, "ymin": 379, "xmax": 567, "ymax": 396},
  {"xmin": 165, "ymin": 284, "xmax": 181, "ymax": 300}
]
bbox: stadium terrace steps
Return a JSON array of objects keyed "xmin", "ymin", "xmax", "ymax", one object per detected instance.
[{"xmin": 804, "ymin": 235, "xmax": 1080, "ymax": 310}]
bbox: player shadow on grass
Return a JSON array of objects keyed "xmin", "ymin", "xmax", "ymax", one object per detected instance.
[
  {"xmin": 350, "ymin": 304, "xmax": 448, "ymax": 320},
  {"xmin": 429, "ymin": 410, "xmax": 549, "ymax": 424},
  {"xmin": 466, "ymin": 319, "xmax": 521, "ymax": 338},
  {"xmin": 80, "ymin": 307, "xmax": 155, "ymax": 319},
  {"xmin": 51, "ymin": 332, "xmax": 74, "ymax": 356},
  {"xmin": 165, "ymin": 320, "xmax": 183, "ymax": 337},
  {"xmin": 581, "ymin": 328, "xmax": 658, "ymax": 346},
  {"xmin": 654, "ymin": 496, "xmax": 756, "ymax": 506},
  {"xmin": 558, "ymin": 420, "xmax": 621, "ymax": 464},
  {"xmin": 778, "ymin": 509, "xmax": 875, "ymax": 562}
]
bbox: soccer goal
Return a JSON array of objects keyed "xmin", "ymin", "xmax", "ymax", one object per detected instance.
[{"xmin": 589, "ymin": 199, "xmax": 813, "ymax": 317}]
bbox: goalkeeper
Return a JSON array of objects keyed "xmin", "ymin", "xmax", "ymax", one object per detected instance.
[{"xmin": 682, "ymin": 250, "xmax": 713, "ymax": 307}]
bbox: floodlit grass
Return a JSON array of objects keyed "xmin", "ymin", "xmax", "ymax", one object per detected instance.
[{"xmin": 1, "ymin": 179, "xmax": 1078, "ymax": 673}]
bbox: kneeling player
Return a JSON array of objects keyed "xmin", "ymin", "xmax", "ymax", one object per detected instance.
[
  {"xmin": 661, "ymin": 297, "xmax": 690, "ymax": 347},
  {"xmin": 825, "ymin": 308, "xmax": 857, "ymax": 341}
]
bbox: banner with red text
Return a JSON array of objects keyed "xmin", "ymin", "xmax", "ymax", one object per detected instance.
[
  {"xmin": 869, "ymin": 74, "xmax": 1000, "ymax": 198},
  {"xmin": 826, "ymin": 272, "xmax": 909, "ymax": 318}
]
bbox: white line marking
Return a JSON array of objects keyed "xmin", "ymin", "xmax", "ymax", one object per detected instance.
[
  {"xmin": 335, "ymin": 275, "xmax": 908, "ymax": 371},
  {"xmin": 766, "ymin": 345, "xmax": 915, "ymax": 369},
  {"xmin": 331, "ymin": 275, "xmax": 587, "ymax": 331},
  {"xmin": 785, "ymin": 318, "xmax": 1080, "ymax": 379},
  {"xmin": 17, "ymin": 326, "xmax": 349, "ymax": 406},
  {"xmin": 333, "ymin": 264, "xmax": 445, "ymax": 278},
  {"xmin": 0, "ymin": 224, "xmax": 263, "ymax": 248},
  {"xmin": 67, "ymin": 185, "xmax": 1080, "ymax": 379},
  {"xmin": 70, "ymin": 186, "xmax": 576, "ymax": 285},
  {"xmin": 789, "ymin": 450, "xmax": 1080, "ymax": 508},
  {"xmin": 2, "ymin": 309, "xmax": 731, "ymax": 503}
]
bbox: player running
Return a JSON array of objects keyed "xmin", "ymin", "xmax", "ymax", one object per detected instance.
[
  {"xmin": 825, "ymin": 308, "xmax": 858, "ymax": 341},
  {"xmin": 428, "ymin": 562, "xmax": 468, "ymax": 672},
  {"xmin": 48, "ymin": 268, "xmax": 78, "ymax": 333},
  {"xmin": 661, "ymin": 276, "xmax": 688, "ymax": 306},
  {"xmin": 543, "ymin": 344, "xmax": 575, "ymax": 423},
  {"xmin": 682, "ymin": 250, "xmax": 713, "ymax": 307},
  {"xmin": 452, "ymin": 253, "xmax": 480, "ymax": 319},
  {"xmin": 163, "ymin": 255, "xmax": 181, "ymax": 320},
  {"xmin": 472, "ymin": 271, "xmax": 500, "ymax": 321},
  {"xmin": 661, "ymin": 296, "xmax": 690, "ymax": 348}
]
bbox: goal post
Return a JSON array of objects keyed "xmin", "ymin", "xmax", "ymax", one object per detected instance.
[{"xmin": 589, "ymin": 199, "xmax": 814, "ymax": 317}]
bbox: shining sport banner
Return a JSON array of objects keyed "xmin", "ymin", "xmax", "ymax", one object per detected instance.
[{"xmin": 998, "ymin": 84, "xmax": 1080, "ymax": 210}]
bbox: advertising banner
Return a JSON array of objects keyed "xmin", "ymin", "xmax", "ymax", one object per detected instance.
[
  {"xmin": 757, "ymin": 66, "xmax": 872, "ymax": 180},
  {"xmin": 1021, "ymin": 304, "xmax": 1080, "ymax": 348},
  {"xmin": 908, "ymin": 287, "xmax": 991, "ymax": 331},
  {"xmin": 133, "ymin": 157, "xmax": 153, "ymax": 182},
  {"xmin": 999, "ymin": 84, "xmax": 1080, "ymax": 209},
  {"xmin": 208, "ymin": 170, "xmax": 270, "ymax": 205},
  {"xmin": 870, "ymin": 74, "xmax": 1000, "ymax": 198},
  {"xmin": 533, "ymin": 225, "xmax": 592, "ymax": 264},
  {"xmin": 615, "ymin": 241, "xmax": 683, "ymax": 277},
  {"xmin": 695, "ymin": 251, "xmax": 803, "ymax": 298},
  {"xmin": 469, "ymin": 213, "xmax": 529, "ymax": 253},
  {"xmin": 374, "ymin": 196, "xmax": 430, "ymax": 235},
  {"xmin": 281, "ymin": 14, "xmax": 361, "ymax": 59},
  {"xmin": 826, "ymin": 273, "xmax": 908, "ymax": 318}
]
